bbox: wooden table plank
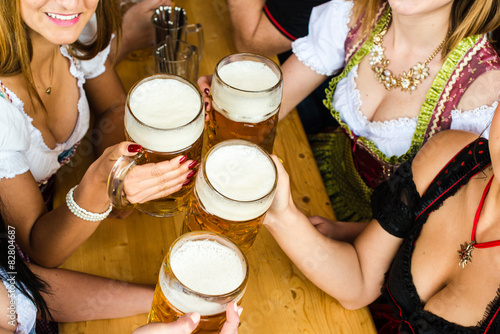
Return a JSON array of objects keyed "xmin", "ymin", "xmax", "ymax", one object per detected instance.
[{"xmin": 57, "ymin": 0, "xmax": 376, "ymax": 332}]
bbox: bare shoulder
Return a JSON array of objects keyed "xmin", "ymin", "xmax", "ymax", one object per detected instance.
[
  {"xmin": 457, "ymin": 70, "xmax": 500, "ymax": 111},
  {"xmin": 411, "ymin": 130, "xmax": 480, "ymax": 195}
]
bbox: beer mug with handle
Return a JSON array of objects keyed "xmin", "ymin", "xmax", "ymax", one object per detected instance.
[
  {"xmin": 208, "ymin": 53, "xmax": 283, "ymax": 154},
  {"xmin": 152, "ymin": 6, "xmax": 204, "ymax": 62},
  {"xmin": 108, "ymin": 74, "xmax": 204, "ymax": 217},
  {"xmin": 148, "ymin": 231, "xmax": 249, "ymax": 334},
  {"xmin": 184, "ymin": 139, "xmax": 278, "ymax": 253},
  {"xmin": 155, "ymin": 37, "xmax": 199, "ymax": 83}
]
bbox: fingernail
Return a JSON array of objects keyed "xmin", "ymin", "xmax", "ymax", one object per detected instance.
[
  {"xmin": 237, "ymin": 307, "xmax": 243, "ymax": 316},
  {"xmin": 179, "ymin": 155, "xmax": 188, "ymax": 164},
  {"xmin": 204, "ymin": 102, "xmax": 209, "ymax": 111},
  {"xmin": 188, "ymin": 160, "xmax": 198, "ymax": 169},
  {"xmin": 182, "ymin": 179, "xmax": 192, "ymax": 186},
  {"xmin": 233, "ymin": 302, "xmax": 238, "ymax": 312},
  {"xmin": 188, "ymin": 312, "xmax": 200, "ymax": 324},
  {"xmin": 128, "ymin": 144, "xmax": 142, "ymax": 153},
  {"xmin": 187, "ymin": 170, "xmax": 197, "ymax": 179},
  {"xmin": 204, "ymin": 88, "xmax": 210, "ymax": 95}
]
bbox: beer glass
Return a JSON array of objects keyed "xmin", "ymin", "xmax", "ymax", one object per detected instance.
[
  {"xmin": 152, "ymin": 6, "xmax": 204, "ymax": 62},
  {"xmin": 155, "ymin": 38, "xmax": 199, "ymax": 83},
  {"xmin": 208, "ymin": 53, "xmax": 283, "ymax": 154},
  {"xmin": 108, "ymin": 74, "xmax": 204, "ymax": 217},
  {"xmin": 148, "ymin": 231, "xmax": 249, "ymax": 334},
  {"xmin": 184, "ymin": 139, "xmax": 278, "ymax": 252}
]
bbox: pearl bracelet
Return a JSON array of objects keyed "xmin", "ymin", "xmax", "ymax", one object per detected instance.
[{"xmin": 66, "ymin": 186, "xmax": 113, "ymax": 222}]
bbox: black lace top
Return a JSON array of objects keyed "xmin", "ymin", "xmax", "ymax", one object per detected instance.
[{"xmin": 372, "ymin": 138, "xmax": 500, "ymax": 333}]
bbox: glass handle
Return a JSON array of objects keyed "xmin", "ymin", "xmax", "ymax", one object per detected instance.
[
  {"xmin": 107, "ymin": 153, "xmax": 144, "ymax": 210},
  {"xmin": 187, "ymin": 23, "xmax": 204, "ymax": 62}
]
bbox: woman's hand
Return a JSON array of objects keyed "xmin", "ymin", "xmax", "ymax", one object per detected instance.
[
  {"xmin": 121, "ymin": 145, "xmax": 197, "ymax": 205},
  {"xmin": 197, "ymin": 75, "xmax": 213, "ymax": 114},
  {"xmin": 81, "ymin": 142, "xmax": 196, "ymax": 210},
  {"xmin": 264, "ymin": 155, "xmax": 295, "ymax": 225},
  {"xmin": 132, "ymin": 302, "xmax": 242, "ymax": 334}
]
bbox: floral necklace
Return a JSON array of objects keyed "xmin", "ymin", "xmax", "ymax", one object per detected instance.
[
  {"xmin": 458, "ymin": 175, "xmax": 500, "ymax": 268},
  {"xmin": 369, "ymin": 11, "xmax": 449, "ymax": 93}
]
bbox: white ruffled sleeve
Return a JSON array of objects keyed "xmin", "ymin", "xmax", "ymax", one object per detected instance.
[
  {"xmin": 292, "ymin": 0, "xmax": 353, "ymax": 76},
  {"xmin": 450, "ymin": 101, "xmax": 497, "ymax": 139},
  {"xmin": 0, "ymin": 98, "xmax": 30, "ymax": 180},
  {"xmin": 78, "ymin": 45, "xmax": 111, "ymax": 80},
  {"xmin": 77, "ymin": 14, "xmax": 112, "ymax": 79}
]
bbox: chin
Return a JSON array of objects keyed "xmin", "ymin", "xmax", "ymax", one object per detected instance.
[{"xmin": 46, "ymin": 31, "xmax": 85, "ymax": 46}]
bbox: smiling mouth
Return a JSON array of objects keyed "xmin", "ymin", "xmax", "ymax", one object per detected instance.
[{"xmin": 46, "ymin": 13, "xmax": 80, "ymax": 21}]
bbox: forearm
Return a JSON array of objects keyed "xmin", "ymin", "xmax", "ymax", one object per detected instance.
[
  {"xmin": 85, "ymin": 62, "xmax": 127, "ymax": 155},
  {"xmin": 29, "ymin": 264, "xmax": 154, "ymax": 322},
  {"xmin": 92, "ymin": 100, "xmax": 126, "ymax": 154},
  {"xmin": 29, "ymin": 176, "xmax": 110, "ymax": 267},
  {"xmin": 264, "ymin": 206, "xmax": 372, "ymax": 308}
]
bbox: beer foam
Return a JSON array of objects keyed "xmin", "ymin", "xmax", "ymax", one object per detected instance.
[
  {"xmin": 171, "ymin": 240, "xmax": 245, "ymax": 295},
  {"xmin": 161, "ymin": 239, "xmax": 246, "ymax": 315},
  {"xmin": 196, "ymin": 144, "xmax": 276, "ymax": 221},
  {"xmin": 218, "ymin": 61, "xmax": 279, "ymax": 91},
  {"xmin": 212, "ymin": 61, "xmax": 282, "ymax": 123},
  {"xmin": 126, "ymin": 78, "xmax": 203, "ymax": 152}
]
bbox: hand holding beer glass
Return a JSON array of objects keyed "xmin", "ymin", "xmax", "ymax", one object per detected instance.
[
  {"xmin": 184, "ymin": 139, "xmax": 278, "ymax": 252},
  {"xmin": 108, "ymin": 74, "xmax": 204, "ymax": 217},
  {"xmin": 148, "ymin": 231, "xmax": 248, "ymax": 334},
  {"xmin": 207, "ymin": 53, "xmax": 283, "ymax": 153}
]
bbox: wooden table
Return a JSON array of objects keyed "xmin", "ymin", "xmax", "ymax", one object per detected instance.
[{"xmin": 57, "ymin": 1, "xmax": 376, "ymax": 333}]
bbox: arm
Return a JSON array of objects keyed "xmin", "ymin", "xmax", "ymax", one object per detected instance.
[
  {"xmin": 264, "ymin": 156, "xmax": 402, "ymax": 309},
  {"xmin": 28, "ymin": 263, "xmax": 153, "ymax": 322},
  {"xmin": 279, "ymin": 54, "xmax": 328, "ymax": 120},
  {"xmin": 227, "ymin": 0, "xmax": 292, "ymax": 56},
  {"xmin": 197, "ymin": 54, "xmax": 326, "ymax": 120},
  {"xmin": 0, "ymin": 144, "xmax": 194, "ymax": 267},
  {"xmin": 83, "ymin": 58, "xmax": 128, "ymax": 155},
  {"xmin": 196, "ymin": 54, "xmax": 326, "ymax": 121}
]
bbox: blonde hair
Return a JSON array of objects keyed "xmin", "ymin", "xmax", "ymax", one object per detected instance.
[
  {"xmin": 0, "ymin": 0, "xmax": 122, "ymax": 111},
  {"xmin": 351, "ymin": 0, "xmax": 500, "ymax": 59}
]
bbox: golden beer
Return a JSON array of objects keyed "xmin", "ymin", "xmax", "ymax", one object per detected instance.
[
  {"xmin": 108, "ymin": 74, "xmax": 204, "ymax": 216},
  {"xmin": 184, "ymin": 140, "xmax": 277, "ymax": 252},
  {"xmin": 148, "ymin": 231, "xmax": 248, "ymax": 334},
  {"xmin": 208, "ymin": 53, "xmax": 283, "ymax": 154},
  {"xmin": 125, "ymin": 130, "xmax": 203, "ymax": 215}
]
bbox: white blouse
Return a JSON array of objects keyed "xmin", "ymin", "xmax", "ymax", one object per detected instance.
[
  {"xmin": 1, "ymin": 268, "xmax": 37, "ymax": 334},
  {"xmin": 292, "ymin": 0, "xmax": 495, "ymax": 157},
  {"xmin": 0, "ymin": 44, "xmax": 110, "ymax": 183}
]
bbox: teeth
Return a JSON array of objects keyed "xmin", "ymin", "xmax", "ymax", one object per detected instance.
[{"xmin": 46, "ymin": 13, "xmax": 79, "ymax": 21}]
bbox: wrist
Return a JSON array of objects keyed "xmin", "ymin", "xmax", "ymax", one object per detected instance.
[{"xmin": 264, "ymin": 201, "xmax": 301, "ymax": 230}]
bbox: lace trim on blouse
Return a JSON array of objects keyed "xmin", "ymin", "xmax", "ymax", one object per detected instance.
[
  {"xmin": 332, "ymin": 64, "xmax": 496, "ymax": 157},
  {"xmin": 0, "ymin": 269, "xmax": 37, "ymax": 334}
]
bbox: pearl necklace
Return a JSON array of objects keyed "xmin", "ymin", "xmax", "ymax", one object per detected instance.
[{"xmin": 369, "ymin": 11, "xmax": 448, "ymax": 93}]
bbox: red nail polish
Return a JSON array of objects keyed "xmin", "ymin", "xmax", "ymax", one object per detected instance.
[
  {"xmin": 204, "ymin": 88, "xmax": 210, "ymax": 95},
  {"xmin": 182, "ymin": 179, "xmax": 192, "ymax": 186},
  {"xmin": 128, "ymin": 144, "xmax": 142, "ymax": 153},
  {"xmin": 179, "ymin": 155, "xmax": 188, "ymax": 164},
  {"xmin": 187, "ymin": 170, "xmax": 197, "ymax": 179},
  {"xmin": 188, "ymin": 160, "xmax": 198, "ymax": 169},
  {"xmin": 204, "ymin": 102, "xmax": 209, "ymax": 111}
]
